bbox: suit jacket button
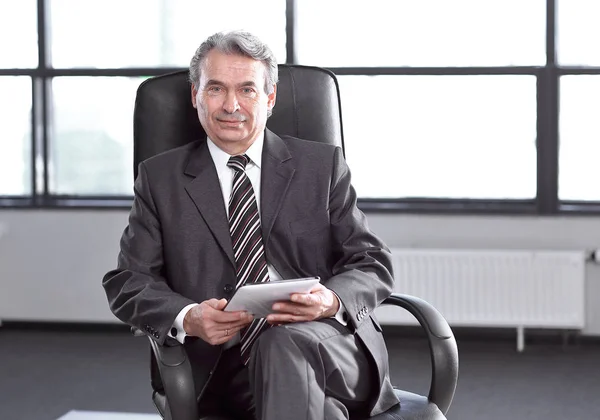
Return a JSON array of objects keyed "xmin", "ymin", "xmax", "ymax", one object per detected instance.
[{"xmin": 223, "ymin": 284, "xmax": 234, "ymax": 294}]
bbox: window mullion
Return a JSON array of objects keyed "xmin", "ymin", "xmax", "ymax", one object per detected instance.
[
  {"xmin": 286, "ymin": 0, "xmax": 297, "ymax": 64},
  {"xmin": 37, "ymin": 0, "xmax": 51, "ymax": 200},
  {"xmin": 536, "ymin": 71, "xmax": 559, "ymax": 214},
  {"xmin": 536, "ymin": 0, "xmax": 559, "ymax": 214}
]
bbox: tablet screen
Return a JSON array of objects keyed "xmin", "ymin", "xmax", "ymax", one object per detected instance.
[{"xmin": 224, "ymin": 276, "xmax": 321, "ymax": 318}]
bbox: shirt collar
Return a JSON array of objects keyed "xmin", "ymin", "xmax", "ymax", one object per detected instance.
[{"xmin": 206, "ymin": 131, "xmax": 264, "ymax": 170}]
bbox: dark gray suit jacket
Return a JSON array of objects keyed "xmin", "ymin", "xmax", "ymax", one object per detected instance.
[{"xmin": 103, "ymin": 129, "xmax": 399, "ymax": 415}]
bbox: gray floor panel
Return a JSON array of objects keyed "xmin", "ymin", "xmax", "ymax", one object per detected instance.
[{"xmin": 1, "ymin": 326, "xmax": 599, "ymax": 420}]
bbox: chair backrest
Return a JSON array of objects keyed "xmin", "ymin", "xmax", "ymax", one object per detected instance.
[
  {"xmin": 134, "ymin": 64, "xmax": 346, "ymax": 397},
  {"xmin": 133, "ymin": 64, "xmax": 345, "ymax": 179}
]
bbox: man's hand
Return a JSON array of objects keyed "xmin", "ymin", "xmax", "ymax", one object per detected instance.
[
  {"xmin": 266, "ymin": 283, "xmax": 340, "ymax": 325},
  {"xmin": 183, "ymin": 298, "xmax": 253, "ymax": 345}
]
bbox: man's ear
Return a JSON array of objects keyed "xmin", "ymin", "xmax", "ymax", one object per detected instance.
[
  {"xmin": 267, "ymin": 84, "xmax": 277, "ymax": 112},
  {"xmin": 191, "ymin": 84, "xmax": 198, "ymax": 109}
]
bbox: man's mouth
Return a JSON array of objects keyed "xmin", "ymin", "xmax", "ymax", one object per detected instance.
[{"xmin": 218, "ymin": 119, "xmax": 245, "ymax": 124}]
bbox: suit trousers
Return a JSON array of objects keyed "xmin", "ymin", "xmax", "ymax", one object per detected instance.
[
  {"xmin": 198, "ymin": 318, "xmax": 375, "ymax": 420},
  {"xmin": 197, "ymin": 341, "xmax": 255, "ymax": 419}
]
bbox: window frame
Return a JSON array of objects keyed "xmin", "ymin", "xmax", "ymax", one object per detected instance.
[{"xmin": 1, "ymin": 0, "xmax": 599, "ymax": 214}]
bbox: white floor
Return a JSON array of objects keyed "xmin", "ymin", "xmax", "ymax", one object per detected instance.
[{"xmin": 57, "ymin": 411, "xmax": 161, "ymax": 420}]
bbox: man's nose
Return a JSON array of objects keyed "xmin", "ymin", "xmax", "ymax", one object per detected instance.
[{"xmin": 223, "ymin": 91, "xmax": 240, "ymax": 114}]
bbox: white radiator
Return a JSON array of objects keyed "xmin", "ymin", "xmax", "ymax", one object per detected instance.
[{"xmin": 375, "ymin": 248, "xmax": 586, "ymax": 348}]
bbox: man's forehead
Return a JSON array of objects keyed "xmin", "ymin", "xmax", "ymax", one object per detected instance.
[{"xmin": 201, "ymin": 51, "xmax": 264, "ymax": 81}]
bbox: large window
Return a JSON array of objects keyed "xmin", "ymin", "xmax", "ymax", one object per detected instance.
[
  {"xmin": 1, "ymin": 0, "xmax": 286, "ymax": 206},
  {"xmin": 1, "ymin": 0, "xmax": 598, "ymax": 213}
]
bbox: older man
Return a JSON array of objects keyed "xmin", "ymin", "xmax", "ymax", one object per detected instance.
[{"xmin": 103, "ymin": 30, "xmax": 399, "ymax": 420}]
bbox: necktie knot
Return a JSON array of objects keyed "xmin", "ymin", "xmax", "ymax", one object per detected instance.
[{"xmin": 228, "ymin": 154, "xmax": 250, "ymax": 172}]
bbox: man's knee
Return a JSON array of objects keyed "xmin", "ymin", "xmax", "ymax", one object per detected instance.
[
  {"xmin": 252, "ymin": 323, "xmax": 320, "ymax": 361},
  {"xmin": 257, "ymin": 324, "xmax": 309, "ymax": 348}
]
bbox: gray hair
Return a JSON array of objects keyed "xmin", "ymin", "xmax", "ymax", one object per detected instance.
[{"xmin": 189, "ymin": 31, "xmax": 278, "ymax": 95}]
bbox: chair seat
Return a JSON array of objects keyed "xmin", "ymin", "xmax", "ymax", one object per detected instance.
[
  {"xmin": 364, "ymin": 389, "xmax": 445, "ymax": 420},
  {"xmin": 153, "ymin": 389, "xmax": 445, "ymax": 420}
]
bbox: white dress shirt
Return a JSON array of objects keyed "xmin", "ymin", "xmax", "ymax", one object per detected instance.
[{"xmin": 169, "ymin": 134, "xmax": 346, "ymax": 344}]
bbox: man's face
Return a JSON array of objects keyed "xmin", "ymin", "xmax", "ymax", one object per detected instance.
[{"xmin": 191, "ymin": 50, "xmax": 276, "ymax": 154}]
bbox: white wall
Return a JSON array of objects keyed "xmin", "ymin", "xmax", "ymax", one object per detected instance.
[
  {"xmin": 1, "ymin": 210, "xmax": 599, "ymax": 335},
  {"xmin": 0, "ymin": 211, "xmax": 127, "ymax": 323}
]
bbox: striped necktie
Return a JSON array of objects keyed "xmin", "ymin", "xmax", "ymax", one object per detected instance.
[{"xmin": 227, "ymin": 154, "xmax": 271, "ymax": 364}]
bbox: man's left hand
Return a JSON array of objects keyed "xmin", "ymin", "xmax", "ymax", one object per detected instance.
[{"xmin": 266, "ymin": 283, "xmax": 340, "ymax": 324}]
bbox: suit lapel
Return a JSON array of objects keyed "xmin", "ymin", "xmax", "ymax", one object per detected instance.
[
  {"xmin": 261, "ymin": 129, "xmax": 295, "ymax": 249},
  {"xmin": 184, "ymin": 140, "xmax": 235, "ymax": 267}
]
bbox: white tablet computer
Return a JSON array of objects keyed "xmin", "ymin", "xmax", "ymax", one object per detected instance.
[{"xmin": 224, "ymin": 276, "xmax": 321, "ymax": 318}]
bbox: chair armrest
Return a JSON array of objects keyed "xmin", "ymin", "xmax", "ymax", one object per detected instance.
[
  {"xmin": 382, "ymin": 294, "xmax": 459, "ymax": 415},
  {"xmin": 132, "ymin": 327, "xmax": 199, "ymax": 420}
]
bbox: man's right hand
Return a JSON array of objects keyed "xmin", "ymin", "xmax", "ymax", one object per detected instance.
[{"xmin": 183, "ymin": 298, "xmax": 253, "ymax": 345}]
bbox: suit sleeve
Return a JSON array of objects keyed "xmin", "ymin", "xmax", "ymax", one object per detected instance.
[
  {"xmin": 324, "ymin": 147, "xmax": 395, "ymax": 331},
  {"xmin": 102, "ymin": 161, "xmax": 196, "ymax": 344}
]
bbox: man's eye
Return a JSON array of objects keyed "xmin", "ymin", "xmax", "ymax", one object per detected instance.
[
  {"xmin": 242, "ymin": 88, "xmax": 255, "ymax": 94},
  {"xmin": 208, "ymin": 86, "xmax": 222, "ymax": 93}
]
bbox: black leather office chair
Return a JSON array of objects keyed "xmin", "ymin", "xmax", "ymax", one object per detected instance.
[{"xmin": 132, "ymin": 65, "xmax": 458, "ymax": 420}]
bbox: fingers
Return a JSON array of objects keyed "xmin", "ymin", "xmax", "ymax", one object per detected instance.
[
  {"xmin": 214, "ymin": 298, "xmax": 228, "ymax": 310},
  {"xmin": 266, "ymin": 312, "xmax": 311, "ymax": 324},
  {"xmin": 218, "ymin": 317, "xmax": 254, "ymax": 331},
  {"xmin": 268, "ymin": 290, "xmax": 328, "ymax": 324},
  {"xmin": 212, "ymin": 309, "xmax": 254, "ymax": 325},
  {"xmin": 268, "ymin": 301, "xmax": 314, "ymax": 324},
  {"xmin": 289, "ymin": 293, "xmax": 320, "ymax": 306},
  {"xmin": 203, "ymin": 307, "xmax": 253, "ymax": 345},
  {"xmin": 205, "ymin": 298, "xmax": 228, "ymax": 310},
  {"xmin": 202, "ymin": 319, "xmax": 252, "ymax": 345},
  {"xmin": 190, "ymin": 299, "xmax": 254, "ymax": 345},
  {"xmin": 203, "ymin": 299, "xmax": 252, "ymax": 323},
  {"xmin": 289, "ymin": 285, "xmax": 328, "ymax": 307},
  {"xmin": 205, "ymin": 324, "xmax": 246, "ymax": 345},
  {"xmin": 273, "ymin": 298, "xmax": 319, "ymax": 313}
]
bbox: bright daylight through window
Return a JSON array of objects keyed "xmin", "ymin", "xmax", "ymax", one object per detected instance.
[
  {"xmin": 0, "ymin": 77, "xmax": 32, "ymax": 196},
  {"xmin": 339, "ymin": 75, "xmax": 537, "ymax": 199},
  {"xmin": 2, "ymin": 0, "xmax": 600, "ymax": 209},
  {"xmin": 557, "ymin": 0, "xmax": 600, "ymax": 202},
  {"xmin": 298, "ymin": 0, "xmax": 543, "ymax": 200}
]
